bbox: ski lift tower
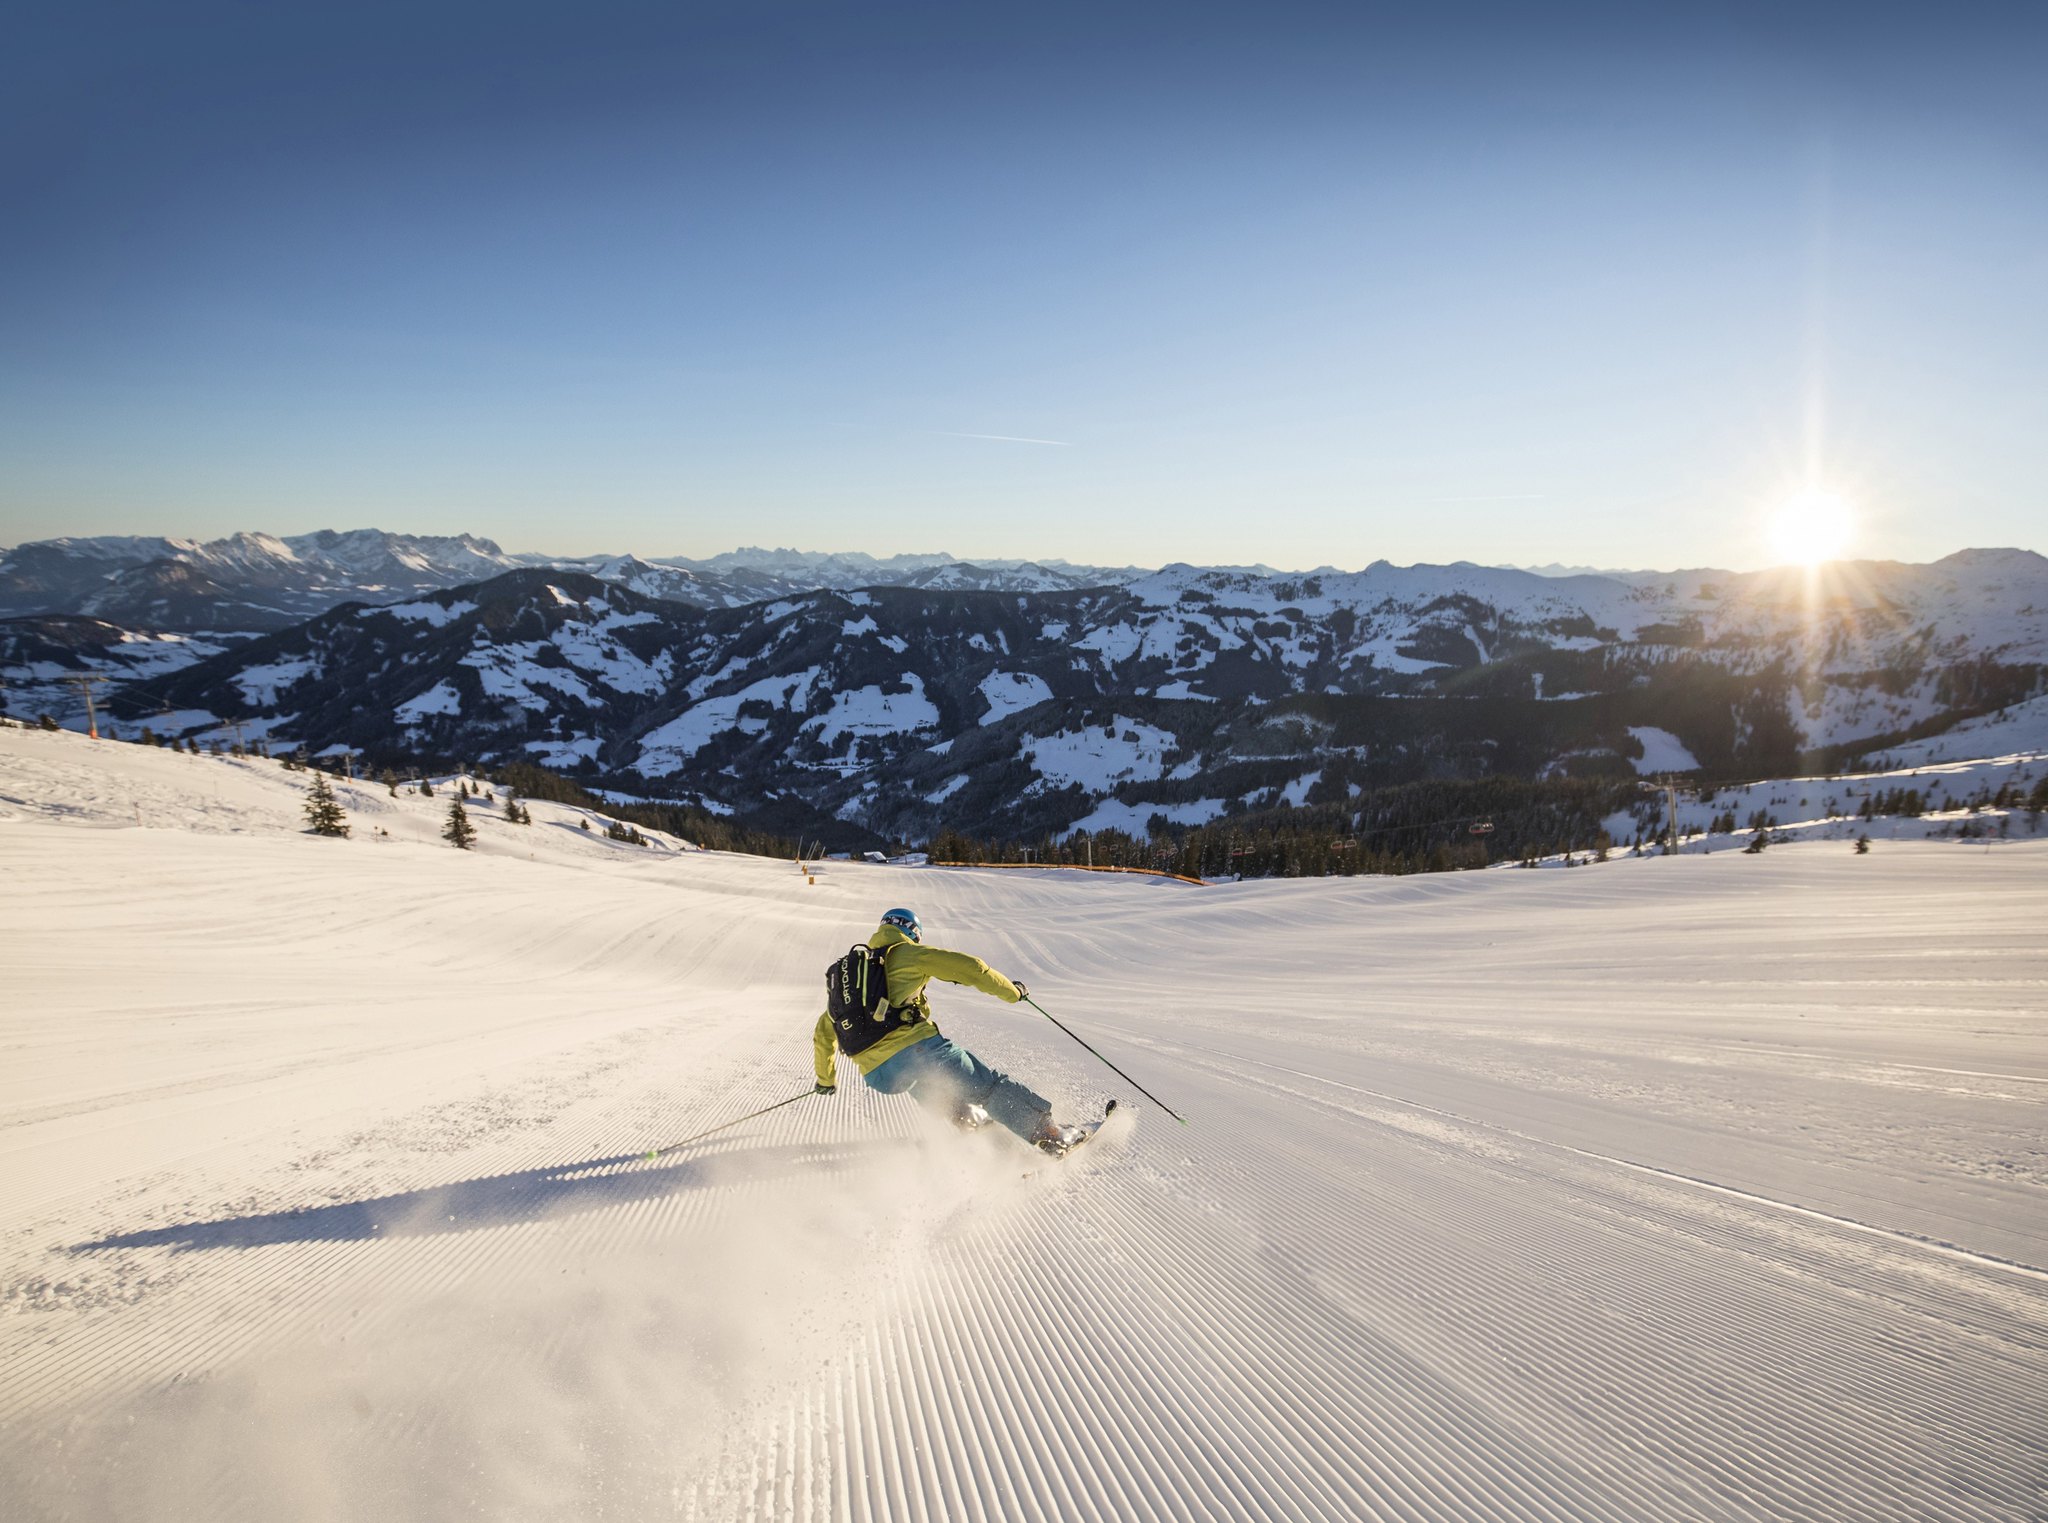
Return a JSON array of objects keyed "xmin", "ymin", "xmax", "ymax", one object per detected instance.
[{"xmin": 64, "ymin": 674, "xmax": 111, "ymax": 739}]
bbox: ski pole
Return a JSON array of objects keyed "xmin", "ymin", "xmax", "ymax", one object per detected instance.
[
  {"xmin": 642, "ymin": 1088, "xmax": 815, "ymax": 1160},
  {"xmin": 1023, "ymin": 996, "xmax": 1187, "ymax": 1125}
]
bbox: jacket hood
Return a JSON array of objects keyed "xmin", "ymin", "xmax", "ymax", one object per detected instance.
[{"xmin": 869, "ymin": 923, "xmax": 916, "ymax": 950}]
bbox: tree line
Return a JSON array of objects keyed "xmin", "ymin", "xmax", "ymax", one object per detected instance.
[{"xmin": 933, "ymin": 776, "xmax": 1649, "ymax": 879}]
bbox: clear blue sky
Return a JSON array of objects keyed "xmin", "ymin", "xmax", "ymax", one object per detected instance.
[{"xmin": 2, "ymin": 1, "xmax": 2041, "ymax": 571}]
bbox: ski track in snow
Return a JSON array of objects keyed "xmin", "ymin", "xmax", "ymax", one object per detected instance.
[{"xmin": 2, "ymin": 724, "xmax": 2046, "ymax": 1520}]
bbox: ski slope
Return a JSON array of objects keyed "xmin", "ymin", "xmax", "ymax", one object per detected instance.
[{"xmin": 3, "ymin": 723, "xmax": 2045, "ymax": 1521}]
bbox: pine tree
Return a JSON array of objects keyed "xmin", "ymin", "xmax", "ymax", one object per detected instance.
[
  {"xmin": 1854, "ymin": 832, "xmax": 1871, "ymax": 854},
  {"xmin": 420, "ymin": 776, "xmax": 435, "ymax": 798},
  {"xmin": 504, "ymin": 791, "xmax": 530, "ymax": 824},
  {"xmin": 303, "ymin": 773, "xmax": 351, "ymax": 838},
  {"xmin": 382, "ymin": 768, "xmax": 399, "ymax": 797},
  {"xmin": 443, "ymin": 798, "xmax": 476, "ymax": 850}
]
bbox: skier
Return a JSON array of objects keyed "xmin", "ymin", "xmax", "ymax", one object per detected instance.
[{"xmin": 813, "ymin": 908, "xmax": 1088, "ymax": 1155}]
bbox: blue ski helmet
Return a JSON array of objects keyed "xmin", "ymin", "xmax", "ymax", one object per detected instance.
[{"xmin": 880, "ymin": 907, "xmax": 923, "ymax": 942}]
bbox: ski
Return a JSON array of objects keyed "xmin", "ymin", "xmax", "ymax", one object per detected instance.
[{"xmin": 1043, "ymin": 1099, "xmax": 1118, "ymax": 1158}]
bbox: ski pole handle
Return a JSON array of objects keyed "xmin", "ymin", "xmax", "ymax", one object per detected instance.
[{"xmin": 1024, "ymin": 996, "xmax": 1188, "ymax": 1125}]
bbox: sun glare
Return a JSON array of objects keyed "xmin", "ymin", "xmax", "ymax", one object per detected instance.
[{"xmin": 1768, "ymin": 490, "xmax": 1853, "ymax": 566}]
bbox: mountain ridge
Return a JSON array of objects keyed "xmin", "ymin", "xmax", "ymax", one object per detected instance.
[
  {"xmin": 7, "ymin": 526, "xmax": 2041, "ymax": 633},
  {"xmin": 24, "ymin": 548, "xmax": 2032, "ymax": 849}
]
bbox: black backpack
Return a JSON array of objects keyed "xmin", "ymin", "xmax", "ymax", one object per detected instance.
[{"xmin": 825, "ymin": 943, "xmax": 921, "ymax": 1056}]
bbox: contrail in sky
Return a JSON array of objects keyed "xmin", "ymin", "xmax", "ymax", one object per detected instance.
[{"xmin": 932, "ymin": 431, "xmax": 1074, "ymax": 446}]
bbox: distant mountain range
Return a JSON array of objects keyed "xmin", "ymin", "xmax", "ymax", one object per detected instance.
[
  {"xmin": 5, "ymin": 531, "xmax": 2038, "ymax": 849},
  {"xmin": 0, "ymin": 531, "xmax": 521, "ymax": 632},
  {"xmin": 0, "ymin": 530, "xmax": 1139, "ymax": 631}
]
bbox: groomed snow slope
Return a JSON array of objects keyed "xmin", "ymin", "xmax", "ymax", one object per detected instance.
[{"xmin": 3, "ymin": 725, "xmax": 2045, "ymax": 1521}]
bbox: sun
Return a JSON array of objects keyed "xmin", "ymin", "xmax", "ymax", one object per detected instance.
[{"xmin": 1768, "ymin": 489, "xmax": 1853, "ymax": 566}]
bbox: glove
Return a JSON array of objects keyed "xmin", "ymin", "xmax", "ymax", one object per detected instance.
[
  {"xmin": 813, "ymin": 1082, "xmax": 836, "ymax": 1096},
  {"xmin": 1013, "ymin": 981, "xmax": 1030, "ymax": 1001}
]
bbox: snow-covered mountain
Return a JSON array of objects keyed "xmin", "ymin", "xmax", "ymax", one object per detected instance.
[
  {"xmin": 539, "ymin": 549, "xmax": 1136, "ymax": 600},
  {"xmin": 675, "ymin": 546, "xmax": 1140, "ymax": 590},
  {"xmin": 0, "ymin": 530, "xmax": 525, "ymax": 631},
  {"xmin": 539, "ymin": 554, "xmax": 818, "ymax": 610},
  {"xmin": 62, "ymin": 549, "xmax": 2043, "ymax": 848},
  {"xmin": 0, "ymin": 536, "xmax": 195, "ymax": 619},
  {"xmin": 0, "ymin": 532, "xmax": 1142, "ymax": 628}
]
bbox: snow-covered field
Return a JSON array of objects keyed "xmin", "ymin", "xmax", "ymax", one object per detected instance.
[
  {"xmin": 1859, "ymin": 692, "xmax": 2048, "ymax": 771},
  {"xmin": 1593, "ymin": 746, "xmax": 2046, "ymax": 860},
  {"xmin": 3, "ymin": 724, "xmax": 2045, "ymax": 1521}
]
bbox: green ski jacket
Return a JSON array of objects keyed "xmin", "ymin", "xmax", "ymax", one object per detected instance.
[{"xmin": 813, "ymin": 922, "xmax": 1023, "ymax": 1084}]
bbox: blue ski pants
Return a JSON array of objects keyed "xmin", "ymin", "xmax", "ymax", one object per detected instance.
[{"xmin": 862, "ymin": 1034, "xmax": 1051, "ymax": 1143}]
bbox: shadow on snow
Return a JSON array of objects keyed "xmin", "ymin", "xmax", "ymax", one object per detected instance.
[{"xmin": 71, "ymin": 1139, "xmax": 911, "ymax": 1254}]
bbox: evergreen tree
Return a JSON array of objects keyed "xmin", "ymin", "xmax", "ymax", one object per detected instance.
[
  {"xmin": 38, "ymin": 713, "xmax": 59, "ymax": 730},
  {"xmin": 419, "ymin": 776, "xmax": 436, "ymax": 798},
  {"xmin": 504, "ymin": 791, "xmax": 530, "ymax": 824},
  {"xmin": 1854, "ymin": 833, "xmax": 1871, "ymax": 854},
  {"xmin": 443, "ymin": 798, "xmax": 476, "ymax": 850},
  {"xmin": 382, "ymin": 768, "xmax": 399, "ymax": 797},
  {"xmin": 303, "ymin": 773, "xmax": 351, "ymax": 838}
]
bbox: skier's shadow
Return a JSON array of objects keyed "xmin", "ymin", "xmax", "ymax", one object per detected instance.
[{"xmin": 71, "ymin": 1139, "xmax": 909, "ymax": 1255}]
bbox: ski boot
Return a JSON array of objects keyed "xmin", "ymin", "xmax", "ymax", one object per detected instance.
[{"xmin": 1031, "ymin": 1115, "xmax": 1088, "ymax": 1157}]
